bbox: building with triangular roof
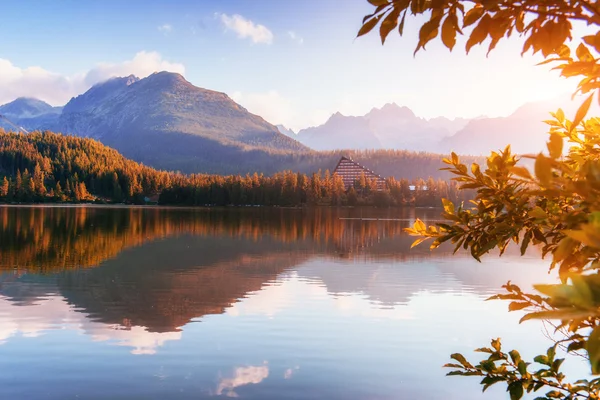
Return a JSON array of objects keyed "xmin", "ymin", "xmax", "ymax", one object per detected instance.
[{"xmin": 333, "ymin": 156, "xmax": 386, "ymax": 191}]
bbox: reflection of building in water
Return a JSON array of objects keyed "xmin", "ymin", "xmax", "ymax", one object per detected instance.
[{"xmin": 333, "ymin": 156, "xmax": 386, "ymax": 191}]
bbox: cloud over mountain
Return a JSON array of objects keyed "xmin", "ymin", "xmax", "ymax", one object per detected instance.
[{"xmin": 0, "ymin": 51, "xmax": 185, "ymax": 106}]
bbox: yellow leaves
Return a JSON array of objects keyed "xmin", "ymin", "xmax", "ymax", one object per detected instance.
[
  {"xmin": 358, "ymin": 14, "xmax": 383, "ymax": 38},
  {"xmin": 367, "ymin": 0, "xmax": 389, "ymax": 5},
  {"xmin": 557, "ymin": 109, "xmax": 567, "ymax": 128},
  {"xmin": 404, "ymin": 218, "xmax": 443, "ymax": 248},
  {"xmin": 442, "ymin": 198, "xmax": 455, "ymax": 214},
  {"xmin": 571, "ymin": 93, "xmax": 594, "ymax": 132},
  {"xmin": 576, "ymin": 43, "xmax": 594, "ymax": 62},
  {"xmin": 441, "ymin": 14, "xmax": 457, "ymax": 51},
  {"xmin": 466, "ymin": 13, "xmax": 490, "ymax": 53},
  {"xmin": 463, "ymin": 6, "xmax": 484, "ymax": 28},
  {"xmin": 553, "ymin": 237, "xmax": 576, "ymax": 264},
  {"xmin": 415, "ymin": 218, "xmax": 426, "ymax": 231},
  {"xmin": 510, "ymin": 166, "xmax": 532, "ymax": 180},
  {"xmin": 528, "ymin": 206, "xmax": 548, "ymax": 220},
  {"xmin": 583, "ymin": 32, "xmax": 600, "ymax": 53},
  {"xmin": 515, "ymin": 11, "xmax": 524, "ymax": 33},
  {"xmin": 415, "ymin": 15, "xmax": 441, "ymax": 54},
  {"xmin": 534, "ymin": 153, "xmax": 553, "ymax": 186},
  {"xmin": 380, "ymin": 7, "xmax": 400, "ymax": 44},
  {"xmin": 547, "ymin": 133, "xmax": 564, "ymax": 159},
  {"xmin": 563, "ymin": 223, "xmax": 600, "ymax": 249}
]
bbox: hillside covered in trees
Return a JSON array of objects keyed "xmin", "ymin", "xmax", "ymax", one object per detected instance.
[{"xmin": 0, "ymin": 130, "xmax": 474, "ymax": 207}]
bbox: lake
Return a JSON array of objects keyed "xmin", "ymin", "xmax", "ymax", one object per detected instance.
[{"xmin": 0, "ymin": 206, "xmax": 581, "ymax": 399}]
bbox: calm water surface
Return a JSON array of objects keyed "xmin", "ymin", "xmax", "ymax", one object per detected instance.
[{"xmin": 0, "ymin": 206, "xmax": 580, "ymax": 399}]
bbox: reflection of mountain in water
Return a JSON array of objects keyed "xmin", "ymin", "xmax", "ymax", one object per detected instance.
[
  {"xmin": 0, "ymin": 206, "xmax": 551, "ymax": 341},
  {"xmin": 296, "ymin": 255, "xmax": 549, "ymax": 308},
  {"xmin": 56, "ymin": 235, "xmax": 310, "ymax": 332}
]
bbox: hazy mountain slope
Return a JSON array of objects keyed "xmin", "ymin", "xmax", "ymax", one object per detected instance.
[
  {"xmin": 297, "ymin": 112, "xmax": 383, "ymax": 150},
  {"xmin": 0, "ymin": 97, "xmax": 62, "ymax": 131},
  {"xmin": 277, "ymin": 124, "xmax": 296, "ymax": 138},
  {"xmin": 57, "ymin": 72, "xmax": 307, "ymax": 173},
  {"xmin": 438, "ymin": 97, "xmax": 585, "ymax": 155},
  {"xmin": 296, "ymin": 103, "xmax": 468, "ymax": 151}
]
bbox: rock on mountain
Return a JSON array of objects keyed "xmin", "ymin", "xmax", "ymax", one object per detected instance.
[
  {"xmin": 57, "ymin": 72, "xmax": 307, "ymax": 174},
  {"xmin": 295, "ymin": 103, "xmax": 469, "ymax": 151},
  {"xmin": 0, "ymin": 97, "xmax": 62, "ymax": 132}
]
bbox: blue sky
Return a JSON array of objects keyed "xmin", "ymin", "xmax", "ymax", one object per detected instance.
[{"xmin": 0, "ymin": 0, "xmax": 574, "ymax": 130}]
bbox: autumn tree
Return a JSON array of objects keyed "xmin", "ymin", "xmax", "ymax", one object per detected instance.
[
  {"xmin": 359, "ymin": 0, "xmax": 600, "ymax": 398},
  {"xmin": 0, "ymin": 177, "xmax": 8, "ymax": 198}
]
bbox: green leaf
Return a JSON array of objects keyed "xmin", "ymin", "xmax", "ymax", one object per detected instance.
[
  {"xmin": 450, "ymin": 353, "xmax": 473, "ymax": 368},
  {"xmin": 491, "ymin": 338, "xmax": 501, "ymax": 352},
  {"xmin": 528, "ymin": 206, "xmax": 548, "ymax": 220},
  {"xmin": 587, "ymin": 326, "xmax": 600, "ymax": 374},
  {"xmin": 481, "ymin": 376, "xmax": 504, "ymax": 392},
  {"xmin": 571, "ymin": 93, "xmax": 593, "ymax": 132},
  {"xmin": 508, "ymin": 381, "xmax": 524, "ymax": 400},
  {"xmin": 517, "ymin": 360, "xmax": 528, "ymax": 376},
  {"xmin": 509, "ymin": 349, "xmax": 522, "ymax": 364}
]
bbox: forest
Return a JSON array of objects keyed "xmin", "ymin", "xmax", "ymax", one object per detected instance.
[{"xmin": 0, "ymin": 130, "xmax": 473, "ymax": 207}]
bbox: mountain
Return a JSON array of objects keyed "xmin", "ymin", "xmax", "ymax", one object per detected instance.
[
  {"xmin": 295, "ymin": 103, "xmax": 470, "ymax": 151},
  {"xmin": 57, "ymin": 72, "xmax": 307, "ymax": 174},
  {"xmin": 0, "ymin": 97, "xmax": 62, "ymax": 132},
  {"xmin": 438, "ymin": 96, "xmax": 590, "ymax": 155},
  {"xmin": 276, "ymin": 124, "xmax": 296, "ymax": 138}
]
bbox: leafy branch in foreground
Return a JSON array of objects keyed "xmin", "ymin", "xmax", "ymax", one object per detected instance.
[
  {"xmin": 356, "ymin": 1, "xmax": 600, "ymax": 397},
  {"xmin": 404, "ymin": 113, "xmax": 600, "ymax": 398}
]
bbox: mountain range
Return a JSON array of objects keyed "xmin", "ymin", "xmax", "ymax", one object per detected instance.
[
  {"xmin": 0, "ymin": 71, "xmax": 576, "ymax": 177},
  {"xmin": 287, "ymin": 103, "xmax": 471, "ymax": 152},
  {"xmin": 1, "ymin": 72, "xmax": 307, "ymax": 174},
  {"xmin": 280, "ymin": 98, "xmax": 585, "ymax": 155}
]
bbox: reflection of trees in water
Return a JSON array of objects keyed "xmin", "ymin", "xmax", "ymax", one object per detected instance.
[
  {"xmin": 0, "ymin": 206, "xmax": 445, "ymax": 271},
  {"xmin": 0, "ymin": 206, "xmax": 550, "ymax": 336}
]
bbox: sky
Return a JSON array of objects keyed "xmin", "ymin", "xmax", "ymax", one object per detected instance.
[{"xmin": 0, "ymin": 0, "xmax": 576, "ymax": 131}]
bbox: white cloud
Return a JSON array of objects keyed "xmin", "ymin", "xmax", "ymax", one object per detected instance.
[
  {"xmin": 287, "ymin": 31, "xmax": 304, "ymax": 45},
  {"xmin": 158, "ymin": 24, "xmax": 173, "ymax": 35},
  {"xmin": 216, "ymin": 363, "xmax": 269, "ymax": 397},
  {"xmin": 0, "ymin": 294, "xmax": 181, "ymax": 354},
  {"xmin": 0, "ymin": 51, "xmax": 185, "ymax": 106},
  {"xmin": 219, "ymin": 13, "xmax": 273, "ymax": 44}
]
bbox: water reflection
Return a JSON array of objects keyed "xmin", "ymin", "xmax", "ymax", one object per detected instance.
[{"xmin": 0, "ymin": 206, "xmax": 558, "ymax": 399}]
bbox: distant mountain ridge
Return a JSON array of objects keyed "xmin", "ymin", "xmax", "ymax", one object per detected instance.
[
  {"xmin": 0, "ymin": 97, "xmax": 62, "ymax": 132},
  {"xmin": 295, "ymin": 103, "xmax": 470, "ymax": 152},
  {"xmin": 291, "ymin": 98, "xmax": 597, "ymax": 155}
]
